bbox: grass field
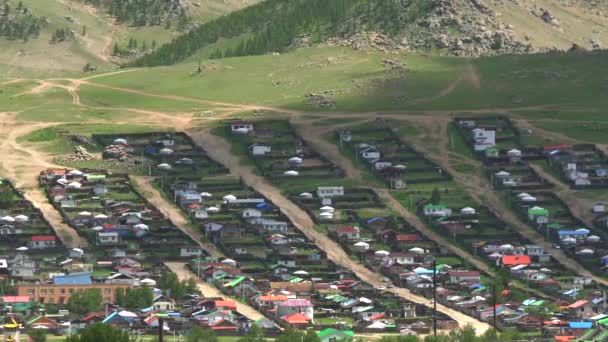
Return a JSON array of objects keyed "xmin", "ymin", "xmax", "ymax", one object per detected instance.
[{"xmin": 73, "ymin": 47, "xmax": 608, "ymax": 117}]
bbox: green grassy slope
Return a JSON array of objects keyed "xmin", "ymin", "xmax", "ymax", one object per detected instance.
[{"xmin": 89, "ymin": 47, "xmax": 608, "ymax": 113}]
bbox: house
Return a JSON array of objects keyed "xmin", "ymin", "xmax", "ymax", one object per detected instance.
[
  {"xmin": 29, "ymin": 235, "xmax": 57, "ymax": 249},
  {"xmin": 366, "ymin": 217, "xmax": 388, "ymax": 232},
  {"xmin": 525, "ymin": 245, "xmax": 545, "ymax": 256},
  {"xmin": 448, "ymin": 271, "xmax": 481, "ymax": 284},
  {"xmin": 374, "ymin": 161, "xmax": 392, "ymax": 170},
  {"xmin": 317, "ymin": 328, "xmax": 355, "ymax": 342},
  {"xmin": 277, "ymin": 299, "xmax": 314, "ymax": 321},
  {"xmin": 566, "ymin": 300, "xmax": 596, "ymax": 319},
  {"xmin": 242, "ymin": 208, "xmax": 262, "ymax": 218},
  {"xmin": 97, "ymin": 232, "xmax": 120, "ymax": 245},
  {"xmin": 335, "ymin": 226, "xmax": 360, "ymax": 240},
  {"xmin": 249, "ymin": 144, "xmax": 271, "ymax": 156},
  {"xmin": 592, "ymin": 203, "xmax": 606, "ymax": 214},
  {"xmin": 472, "ymin": 128, "xmax": 496, "ymax": 151},
  {"xmin": 528, "ymin": 207, "xmax": 549, "ymax": 224},
  {"xmin": 180, "ymin": 246, "xmax": 203, "ymax": 258},
  {"xmin": 152, "ymin": 294, "xmax": 175, "ymax": 311},
  {"xmin": 231, "ymin": 122, "xmax": 254, "ymax": 134},
  {"xmin": 501, "ymin": 255, "xmax": 531, "ymax": 267},
  {"xmin": 383, "ymin": 253, "xmax": 416, "ymax": 265},
  {"xmin": 423, "ymin": 205, "xmax": 452, "ymax": 217},
  {"xmin": 360, "ymin": 148, "xmax": 381, "ymax": 162},
  {"xmin": 317, "ymin": 186, "xmax": 344, "ymax": 198},
  {"xmin": 27, "ymin": 315, "xmax": 59, "ymax": 330},
  {"xmin": 281, "ymin": 312, "xmax": 312, "ymax": 326}
]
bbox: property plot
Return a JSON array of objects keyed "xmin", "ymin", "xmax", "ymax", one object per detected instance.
[
  {"xmin": 40, "ymin": 169, "xmax": 200, "ymax": 261},
  {"xmin": 217, "ymin": 120, "xmax": 345, "ymax": 189},
  {"xmin": 545, "ymin": 144, "xmax": 608, "ymax": 188},
  {"xmin": 336, "ymin": 123, "xmax": 450, "ymax": 189},
  {"xmin": 0, "ymin": 178, "xmax": 65, "ymax": 259},
  {"xmin": 506, "ymin": 190, "xmax": 607, "ymax": 276}
]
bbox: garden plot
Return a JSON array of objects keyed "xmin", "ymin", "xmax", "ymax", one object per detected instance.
[
  {"xmin": 219, "ymin": 120, "xmax": 345, "ymax": 187},
  {"xmin": 488, "ymin": 163, "xmax": 552, "ymax": 191},
  {"xmin": 40, "ymin": 169, "xmax": 198, "ymax": 260},
  {"xmin": 507, "ymin": 190, "xmax": 607, "ymax": 275},
  {"xmin": 0, "ymin": 179, "xmax": 65, "ymax": 259},
  {"xmin": 337, "ymin": 124, "xmax": 450, "ymax": 188},
  {"xmin": 94, "ymin": 132, "xmax": 227, "ymax": 177},
  {"xmin": 546, "ymin": 144, "xmax": 608, "ymax": 188}
]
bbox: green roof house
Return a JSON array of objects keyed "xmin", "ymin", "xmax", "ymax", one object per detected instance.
[
  {"xmin": 528, "ymin": 206, "xmax": 549, "ymax": 224},
  {"xmin": 484, "ymin": 146, "xmax": 499, "ymax": 158},
  {"xmin": 317, "ymin": 328, "xmax": 355, "ymax": 342}
]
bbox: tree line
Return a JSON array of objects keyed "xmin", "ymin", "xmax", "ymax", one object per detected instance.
[
  {"xmin": 60, "ymin": 323, "xmax": 533, "ymax": 342},
  {"xmin": 131, "ymin": 0, "xmax": 438, "ymax": 67},
  {"xmin": 131, "ymin": 0, "xmax": 363, "ymax": 67},
  {"xmin": 82, "ymin": 0, "xmax": 189, "ymax": 28}
]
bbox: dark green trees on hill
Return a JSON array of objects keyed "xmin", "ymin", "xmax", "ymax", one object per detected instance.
[
  {"xmin": 0, "ymin": 0, "xmax": 45, "ymax": 41},
  {"xmin": 84, "ymin": 0, "xmax": 189, "ymax": 28},
  {"xmin": 131, "ymin": 0, "xmax": 433, "ymax": 67}
]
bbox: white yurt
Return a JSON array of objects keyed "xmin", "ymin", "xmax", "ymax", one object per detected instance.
[
  {"xmin": 374, "ymin": 250, "xmax": 390, "ymax": 257},
  {"xmin": 561, "ymin": 237, "xmax": 576, "ymax": 244},
  {"xmin": 207, "ymin": 206, "xmax": 220, "ymax": 213},
  {"xmin": 353, "ymin": 241, "xmax": 370, "ymax": 251},
  {"xmin": 495, "ymin": 171, "xmax": 511, "ymax": 178},
  {"xmin": 319, "ymin": 212, "xmax": 333, "ymax": 220},
  {"xmin": 68, "ymin": 170, "xmax": 83, "ymax": 176},
  {"xmin": 14, "ymin": 215, "xmax": 28, "ymax": 223},
  {"xmin": 460, "ymin": 207, "xmax": 476, "ymax": 215},
  {"xmin": 78, "ymin": 211, "xmax": 92, "ymax": 217},
  {"xmin": 200, "ymin": 192, "xmax": 213, "ymax": 197},
  {"xmin": 157, "ymin": 163, "xmax": 172, "ymax": 170},
  {"xmin": 409, "ymin": 247, "xmax": 425, "ymax": 254},
  {"xmin": 283, "ymin": 170, "xmax": 299, "ymax": 176},
  {"xmin": 299, "ymin": 192, "xmax": 313, "ymax": 199},
  {"xmin": 576, "ymin": 249, "xmax": 594, "ymax": 256},
  {"xmin": 517, "ymin": 193, "xmax": 531, "ymax": 199},
  {"xmin": 289, "ymin": 157, "xmax": 303, "ymax": 164},
  {"xmin": 159, "ymin": 148, "xmax": 174, "ymax": 155},
  {"xmin": 586, "ymin": 235, "xmax": 601, "ymax": 243},
  {"xmin": 67, "ymin": 182, "xmax": 82, "ymax": 189},
  {"xmin": 521, "ymin": 196, "xmax": 537, "ymax": 203},
  {"xmin": 320, "ymin": 206, "xmax": 335, "ymax": 213},
  {"xmin": 223, "ymin": 194, "xmax": 237, "ymax": 202},
  {"xmin": 221, "ymin": 258, "xmax": 237, "ymax": 267}
]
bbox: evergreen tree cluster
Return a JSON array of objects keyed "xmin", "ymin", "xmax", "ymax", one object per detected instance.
[
  {"xmin": 0, "ymin": 0, "xmax": 45, "ymax": 41},
  {"xmin": 50, "ymin": 27, "xmax": 76, "ymax": 44},
  {"xmin": 83, "ymin": 0, "xmax": 188, "ymax": 28},
  {"xmin": 132, "ymin": 0, "xmax": 363, "ymax": 67},
  {"xmin": 112, "ymin": 38, "xmax": 156, "ymax": 57}
]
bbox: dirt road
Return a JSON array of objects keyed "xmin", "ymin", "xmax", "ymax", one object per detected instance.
[
  {"xmin": 188, "ymin": 128, "xmax": 492, "ymax": 334},
  {"xmin": 164, "ymin": 262, "xmax": 265, "ymax": 321},
  {"xmin": 0, "ymin": 114, "xmax": 88, "ymax": 248},
  {"xmin": 131, "ymin": 176, "xmax": 225, "ymax": 258}
]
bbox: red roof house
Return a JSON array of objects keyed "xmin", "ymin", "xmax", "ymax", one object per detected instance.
[
  {"xmin": 282, "ymin": 313, "xmax": 312, "ymax": 325},
  {"xmin": 501, "ymin": 255, "xmax": 531, "ymax": 267}
]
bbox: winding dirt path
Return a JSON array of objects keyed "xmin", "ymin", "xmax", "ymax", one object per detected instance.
[
  {"xmin": 165, "ymin": 262, "xmax": 265, "ymax": 321},
  {"xmin": 187, "ymin": 128, "xmax": 492, "ymax": 334},
  {"xmin": 131, "ymin": 176, "xmax": 225, "ymax": 258},
  {"xmin": 0, "ymin": 113, "xmax": 88, "ymax": 248}
]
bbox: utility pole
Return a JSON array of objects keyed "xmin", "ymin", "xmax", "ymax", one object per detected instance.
[
  {"xmin": 433, "ymin": 259, "xmax": 437, "ymax": 338},
  {"xmin": 158, "ymin": 317, "xmax": 164, "ymax": 342},
  {"xmin": 493, "ymin": 278, "xmax": 497, "ymax": 335}
]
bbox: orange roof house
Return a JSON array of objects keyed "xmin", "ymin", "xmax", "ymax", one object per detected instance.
[
  {"xmin": 282, "ymin": 313, "xmax": 312, "ymax": 325},
  {"xmin": 501, "ymin": 255, "xmax": 531, "ymax": 266}
]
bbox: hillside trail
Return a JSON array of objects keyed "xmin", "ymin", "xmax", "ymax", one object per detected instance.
[
  {"xmin": 410, "ymin": 60, "xmax": 480, "ymax": 105},
  {"xmin": 164, "ymin": 262, "xmax": 265, "ymax": 321},
  {"xmin": 0, "ymin": 113, "xmax": 88, "ymax": 248},
  {"xmin": 130, "ymin": 176, "xmax": 226, "ymax": 258},
  {"xmin": 187, "ymin": 127, "xmax": 492, "ymax": 333},
  {"xmin": 398, "ymin": 120, "xmax": 608, "ymax": 287}
]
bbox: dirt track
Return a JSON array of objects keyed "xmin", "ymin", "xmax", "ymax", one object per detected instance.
[
  {"xmin": 188, "ymin": 128, "xmax": 492, "ymax": 334},
  {"xmin": 0, "ymin": 113, "xmax": 88, "ymax": 248},
  {"xmin": 165, "ymin": 262, "xmax": 265, "ymax": 321},
  {"xmin": 131, "ymin": 176, "xmax": 225, "ymax": 258}
]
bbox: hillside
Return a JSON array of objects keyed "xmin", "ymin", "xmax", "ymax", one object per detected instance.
[
  {"xmin": 0, "ymin": 0, "xmax": 260, "ymax": 76},
  {"xmin": 134, "ymin": 0, "xmax": 608, "ymax": 67}
]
